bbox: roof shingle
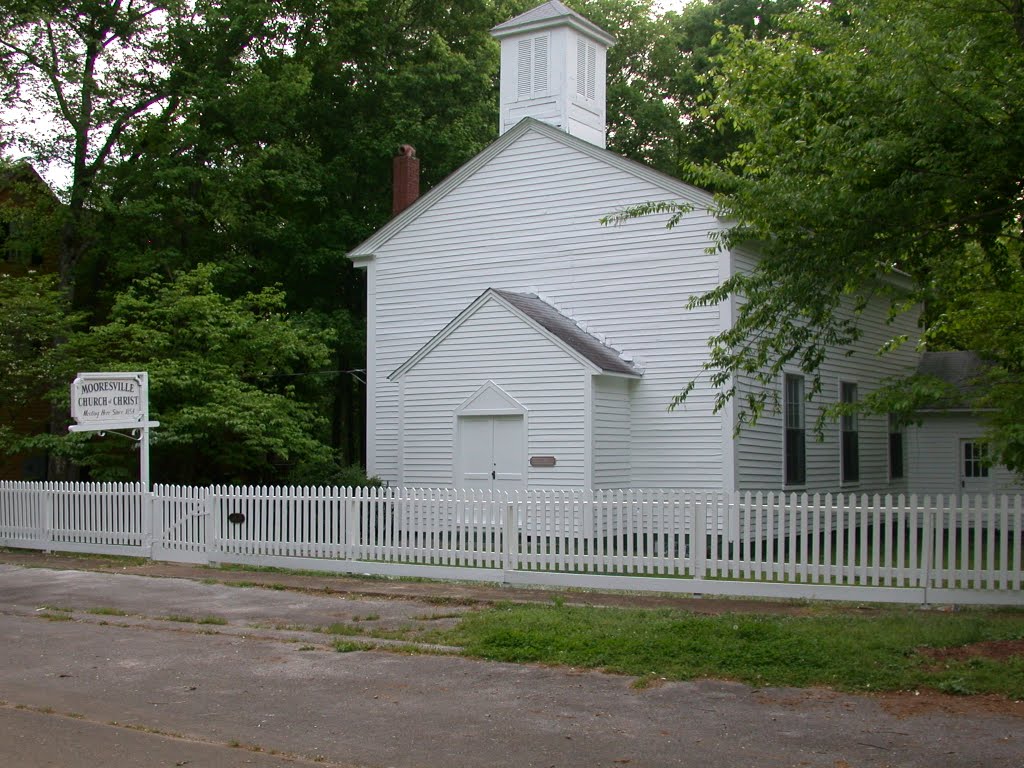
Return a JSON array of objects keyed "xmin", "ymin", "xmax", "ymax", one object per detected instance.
[{"xmin": 493, "ymin": 289, "xmax": 639, "ymax": 376}]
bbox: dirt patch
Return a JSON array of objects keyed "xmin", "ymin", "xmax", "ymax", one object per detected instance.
[
  {"xmin": 758, "ymin": 687, "xmax": 1024, "ymax": 720},
  {"xmin": 878, "ymin": 689, "xmax": 1024, "ymax": 719},
  {"xmin": 916, "ymin": 638, "xmax": 1024, "ymax": 664}
]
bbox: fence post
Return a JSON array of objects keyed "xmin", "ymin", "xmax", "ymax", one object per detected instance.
[
  {"xmin": 502, "ymin": 492, "xmax": 515, "ymax": 581},
  {"xmin": 42, "ymin": 484, "xmax": 54, "ymax": 552},
  {"xmin": 344, "ymin": 487, "xmax": 357, "ymax": 561},
  {"xmin": 694, "ymin": 492, "xmax": 707, "ymax": 582},
  {"xmin": 204, "ymin": 486, "xmax": 217, "ymax": 566},
  {"xmin": 343, "ymin": 487, "xmax": 354, "ymax": 561},
  {"xmin": 921, "ymin": 500, "xmax": 935, "ymax": 606},
  {"xmin": 141, "ymin": 484, "xmax": 155, "ymax": 559}
]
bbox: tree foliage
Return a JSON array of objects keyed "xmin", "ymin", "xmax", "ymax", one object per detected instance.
[
  {"xmin": 0, "ymin": 272, "xmax": 82, "ymax": 435},
  {"xmin": 684, "ymin": 0, "xmax": 1024, "ymax": 468},
  {"xmin": 44, "ymin": 265, "xmax": 334, "ymax": 484},
  {"xmin": 0, "ymin": 0, "xmax": 300, "ymax": 293}
]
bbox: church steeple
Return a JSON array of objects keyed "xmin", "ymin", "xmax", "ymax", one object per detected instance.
[{"xmin": 490, "ymin": 1, "xmax": 616, "ymax": 148}]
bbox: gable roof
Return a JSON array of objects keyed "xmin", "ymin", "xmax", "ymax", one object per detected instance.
[
  {"xmin": 916, "ymin": 350, "xmax": 989, "ymax": 410},
  {"xmin": 348, "ymin": 117, "xmax": 717, "ymax": 262},
  {"xmin": 389, "ymin": 287, "xmax": 641, "ymax": 380},
  {"xmin": 491, "ymin": 289, "xmax": 639, "ymax": 376},
  {"xmin": 918, "ymin": 351, "xmax": 985, "ymax": 389},
  {"xmin": 490, "ymin": 1, "xmax": 617, "ymax": 46}
]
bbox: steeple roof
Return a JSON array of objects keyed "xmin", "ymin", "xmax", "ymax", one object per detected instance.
[{"xmin": 490, "ymin": 0, "xmax": 616, "ymax": 46}]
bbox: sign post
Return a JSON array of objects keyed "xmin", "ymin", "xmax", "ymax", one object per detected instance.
[{"xmin": 69, "ymin": 372, "xmax": 159, "ymax": 491}]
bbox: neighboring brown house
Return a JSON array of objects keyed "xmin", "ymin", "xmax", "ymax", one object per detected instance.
[{"xmin": 0, "ymin": 162, "xmax": 60, "ymax": 480}]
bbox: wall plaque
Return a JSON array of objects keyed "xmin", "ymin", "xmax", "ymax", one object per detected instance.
[{"xmin": 529, "ymin": 456, "xmax": 557, "ymax": 467}]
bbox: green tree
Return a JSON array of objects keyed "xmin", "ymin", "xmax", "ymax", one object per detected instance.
[
  {"xmin": 0, "ymin": 0, "xmax": 310, "ymax": 478},
  {"xmin": 684, "ymin": 0, "xmax": 1024, "ymax": 467},
  {"xmin": 0, "ymin": 272, "xmax": 83, "ymax": 453},
  {"xmin": 0, "ymin": 0, "xmax": 297, "ymax": 293},
  {"xmin": 665, "ymin": 0, "xmax": 803, "ymax": 170},
  {"xmin": 45, "ymin": 264, "xmax": 334, "ymax": 484},
  {"xmin": 82, "ymin": 0, "xmax": 520, "ymax": 472}
]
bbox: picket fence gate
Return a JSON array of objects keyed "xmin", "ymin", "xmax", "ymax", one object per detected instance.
[{"xmin": 1, "ymin": 481, "xmax": 1022, "ymax": 606}]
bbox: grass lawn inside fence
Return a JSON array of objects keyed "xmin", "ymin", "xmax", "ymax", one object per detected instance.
[{"xmin": 433, "ymin": 603, "xmax": 1024, "ymax": 699}]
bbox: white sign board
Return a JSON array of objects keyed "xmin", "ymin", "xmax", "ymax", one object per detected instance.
[{"xmin": 70, "ymin": 372, "xmax": 150, "ymax": 430}]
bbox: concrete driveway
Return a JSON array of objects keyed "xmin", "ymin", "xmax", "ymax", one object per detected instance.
[{"xmin": 0, "ymin": 562, "xmax": 1020, "ymax": 767}]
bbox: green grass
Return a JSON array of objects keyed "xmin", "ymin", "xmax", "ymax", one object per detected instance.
[
  {"xmin": 161, "ymin": 614, "xmax": 227, "ymax": 625},
  {"xmin": 435, "ymin": 603, "xmax": 1024, "ymax": 698},
  {"xmin": 333, "ymin": 640, "xmax": 368, "ymax": 653},
  {"xmin": 87, "ymin": 607, "xmax": 130, "ymax": 616}
]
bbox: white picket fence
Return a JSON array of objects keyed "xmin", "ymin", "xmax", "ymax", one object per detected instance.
[{"xmin": 1, "ymin": 481, "xmax": 1022, "ymax": 605}]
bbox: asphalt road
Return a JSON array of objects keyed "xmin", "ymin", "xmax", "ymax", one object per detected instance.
[{"xmin": 0, "ymin": 562, "xmax": 1021, "ymax": 767}]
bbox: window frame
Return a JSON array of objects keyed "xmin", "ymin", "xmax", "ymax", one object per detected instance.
[
  {"xmin": 887, "ymin": 414, "xmax": 904, "ymax": 481},
  {"xmin": 962, "ymin": 440, "xmax": 990, "ymax": 479},
  {"xmin": 784, "ymin": 373, "xmax": 806, "ymax": 487},
  {"xmin": 840, "ymin": 381, "xmax": 859, "ymax": 484}
]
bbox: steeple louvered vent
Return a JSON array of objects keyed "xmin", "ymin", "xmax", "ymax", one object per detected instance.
[
  {"xmin": 517, "ymin": 35, "xmax": 549, "ymax": 99},
  {"xmin": 492, "ymin": 1, "xmax": 616, "ymax": 147},
  {"xmin": 576, "ymin": 39, "xmax": 596, "ymax": 100}
]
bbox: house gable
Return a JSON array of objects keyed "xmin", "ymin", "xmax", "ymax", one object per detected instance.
[
  {"xmin": 361, "ymin": 122, "xmax": 728, "ymax": 486},
  {"xmin": 390, "ymin": 288, "xmax": 639, "ymax": 382},
  {"xmin": 348, "ymin": 118, "xmax": 716, "ymax": 264},
  {"xmin": 456, "ymin": 380, "xmax": 528, "ymax": 416},
  {"xmin": 395, "ymin": 292, "xmax": 593, "ymax": 487}
]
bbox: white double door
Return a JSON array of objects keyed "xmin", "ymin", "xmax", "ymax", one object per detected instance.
[{"xmin": 458, "ymin": 415, "xmax": 525, "ymax": 493}]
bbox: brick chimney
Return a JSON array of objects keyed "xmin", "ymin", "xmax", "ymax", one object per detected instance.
[{"xmin": 392, "ymin": 144, "xmax": 420, "ymax": 216}]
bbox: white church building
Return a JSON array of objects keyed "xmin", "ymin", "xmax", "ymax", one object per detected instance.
[{"xmin": 349, "ymin": 1, "xmax": 1018, "ymax": 497}]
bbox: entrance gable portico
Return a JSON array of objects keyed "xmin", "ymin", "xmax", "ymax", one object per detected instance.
[{"xmin": 389, "ymin": 289, "xmax": 637, "ymax": 489}]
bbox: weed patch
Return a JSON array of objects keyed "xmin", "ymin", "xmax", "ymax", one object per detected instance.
[
  {"xmin": 333, "ymin": 640, "xmax": 368, "ymax": 653},
  {"xmin": 87, "ymin": 607, "xmax": 129, "ymax": 616}
]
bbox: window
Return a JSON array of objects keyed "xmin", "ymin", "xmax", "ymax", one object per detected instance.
[
  {"xmin": 963, "ymin": 441, "xmax": 989, "ymax": 478},
  {"xmin": 517, "ymin": 34, "xmax": 549, "ymax": 99},
  {"xmin": 888, "ymin": 414, "xmax": 904, "ymax": 480},
  {"xmin": 840, "ymin": 382, "xmax": 859, "ymax": 483},
  {"xmin": 576, "ymin": 39, "xmax": 596, "ymax": 99},
  {"xmin": 784, "ymin": 374, "xmax": 806, "ymax": 486}
]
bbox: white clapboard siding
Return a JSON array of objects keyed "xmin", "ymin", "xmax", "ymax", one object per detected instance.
[
  {"xmin": 363, "ymin": 124, "xmax": 726, "ymax": 488},
  {"xmin": 399, "ymin": 298, "xmax": 589, "ymax": 487},
  {"xmin": 732, "ymin": 248, "xmax": 923, "ymax": 493},
  {"xmin": 592, "ymin": 376, "xmax": 631, "ymax": 488},
  {"xmin": 905, "ymin": 413, "xmax": 1024, "ymax": 496}
]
